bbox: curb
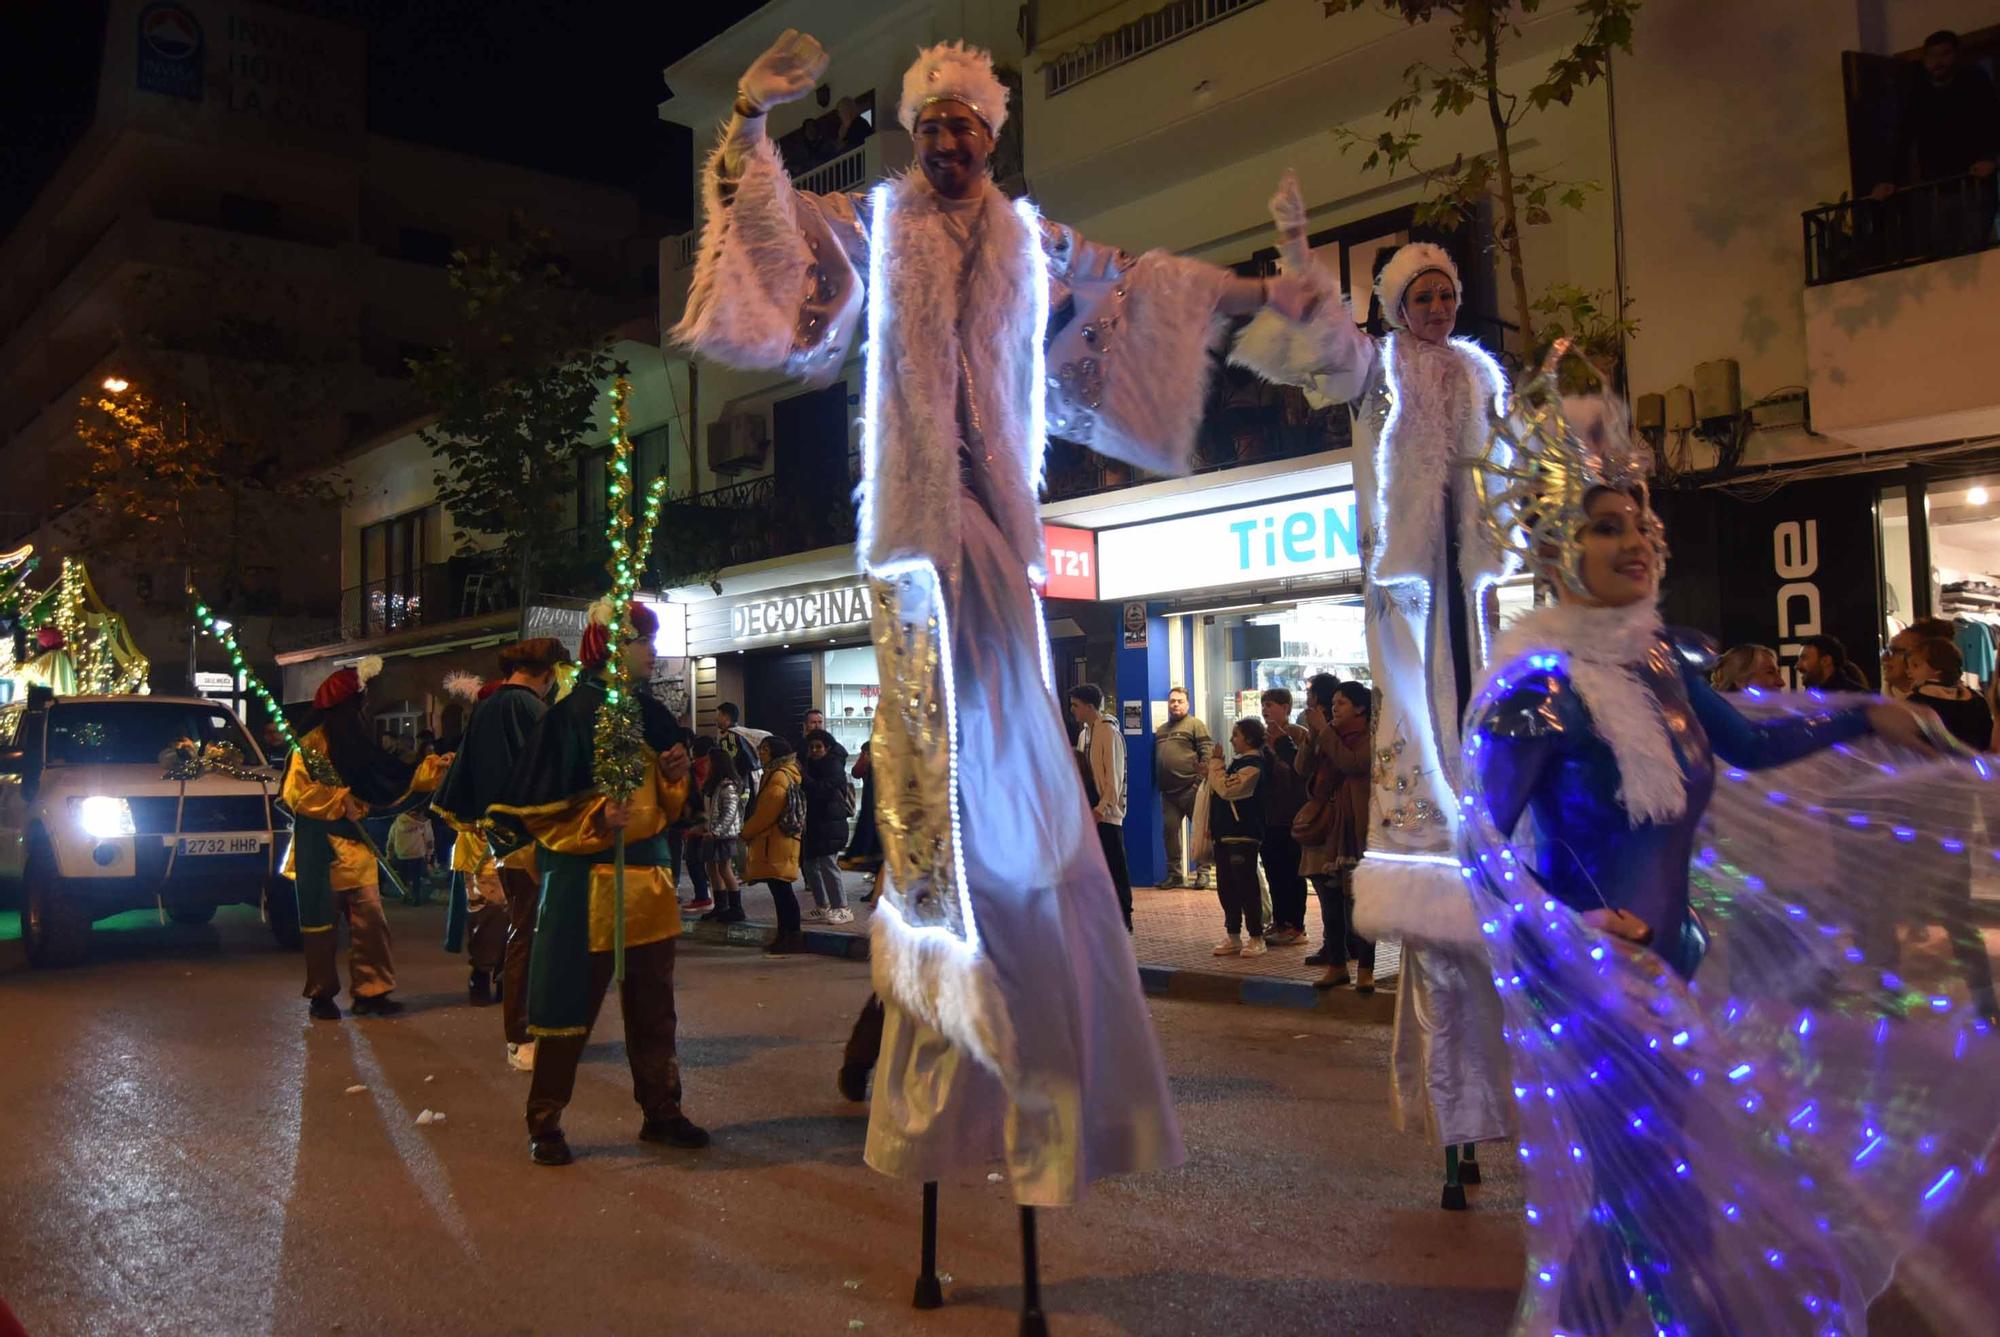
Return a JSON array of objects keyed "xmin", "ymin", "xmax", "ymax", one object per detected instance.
[{"xmin": 683, "ymin": 916, "xmax": 1393, "ymax": 1016}]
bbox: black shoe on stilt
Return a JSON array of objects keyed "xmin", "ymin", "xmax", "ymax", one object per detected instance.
[
  {"xmin": 1459, "ymin": 1144, "xmax": 1483, "ymax": 1185},
  {"xmin": 350, "ymin": 993, "xmax": 405, "ymax": 1017},
  {"xmin": 1441, "ymin": 1183, "xmax": 1469, "ymax": 1210},
  {"xmin": 308, "ymin": 995, "xmax": 341, "ymax": 1021},
  {"xmin": 468, "ymin": 970, "xmax": 494, "ymax": 1006},
  {"xmin": 530, "ymin": 1132, "xmax": 573, "ymax": 1166}
]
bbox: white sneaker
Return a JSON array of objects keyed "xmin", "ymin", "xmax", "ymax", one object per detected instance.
[
  {"xmin": 1212, "ymin": 935, "xmax": 1242, "ymax": 957},
  {"xmin": 827, "ymin": 908, "xmax": 855, "ymax": 925},
  {"xmin": 803, "ymin": 906, "xmax": 829, "ymax": 922},
  {"xmin": 1240, "ymin": 936, "xmax": 1268, "ymax": 958},
  {"xmin": 507, "ymin": 1041, "xmax": 536, "ymax": 1072}
]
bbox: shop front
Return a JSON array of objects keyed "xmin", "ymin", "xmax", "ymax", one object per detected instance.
[
  {"xmin": 683, "ymin": 573, "xmax": 879, "ymax": 752},
  {"xmin": 1088, "ymin": 477, "xmax": 1368, "ymax": 886}
]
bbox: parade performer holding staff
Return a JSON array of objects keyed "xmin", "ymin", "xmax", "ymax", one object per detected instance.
[
  {"xmin": 486, "ymin": 601, "xmax": 702, "ymax": 1166},
  {"xmin": 1459, "ymin": 366, "xmax": 2000, "ymax": 1335},
  {"xmin": 1233, "ymin": 176, "xmax": 1517, "ymax": 1202},
  {"xmin": 432, "ymin": 637, "xmax": 572, "ymax": 1070},
  {"xmin": 673, "ymin": 26, "xmax": 1321, "ymax": 1319},
  {"xmin": 280, "ymin": 656, "xmax": 449, "ymax": 1020}
]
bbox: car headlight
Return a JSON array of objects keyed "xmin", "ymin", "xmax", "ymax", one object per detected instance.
[{"xmin": 72, "ymin": 795, "xmax": 136, "ymax": 839}]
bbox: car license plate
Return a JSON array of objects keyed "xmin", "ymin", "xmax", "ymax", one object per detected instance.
[{"xmin": 176, "ymin": 836, "xmax": 264, "ymax": 856}]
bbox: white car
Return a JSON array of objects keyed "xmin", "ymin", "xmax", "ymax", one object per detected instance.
[{"xmin": 0, "ymin": 690, "xmax": 296, "ymax": 967}]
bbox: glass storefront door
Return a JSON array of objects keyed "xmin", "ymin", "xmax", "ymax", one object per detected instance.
[{"xmin": 1195, "ymin": 597, "xmax": 1369, "ymax": 738}]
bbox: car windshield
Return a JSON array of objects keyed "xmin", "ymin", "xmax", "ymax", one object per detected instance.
[{"xmin": 45, "ymin": 701, "xmax": 261, "ymax": 767}]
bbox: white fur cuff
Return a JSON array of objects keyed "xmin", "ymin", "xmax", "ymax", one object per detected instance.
[{"xmin": 1353, "ymin": 854, "xmax": 1483, "ymax": 947}]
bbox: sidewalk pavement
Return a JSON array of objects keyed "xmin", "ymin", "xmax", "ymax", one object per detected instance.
[{"xmin": 680, "ymin": 868, "xmax": 1401, "ymax": 1013}]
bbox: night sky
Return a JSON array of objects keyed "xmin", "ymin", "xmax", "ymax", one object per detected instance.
[{"xmin": 1, "ymin": 0, "xmax": 769, "ymax": 235}]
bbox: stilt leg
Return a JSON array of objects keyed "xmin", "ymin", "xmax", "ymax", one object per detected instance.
[
  {"xmin": 912, "ymin": 1181, "xmax": 943, "ymax": 1310},
  {"xmin": 1441, "ymin": 1143, "xmax": 1468, "ymax": 1211},
  {"xmin": 1459, "ymin": 1141, "xmax": 1483, "ymax": 1185},
  {"xmin": 1019, "ymin": 1206, "xmax": 1049, "ymax": 1336}
]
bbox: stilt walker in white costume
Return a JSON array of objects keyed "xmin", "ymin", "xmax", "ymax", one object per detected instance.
[
  {"xmin": 672, "ymin": 30, "xmax": 1321, "ymax": 1323},
  {"xmin": 1234, "ymin": 174, "xmax": 1516, "ymax": 1209}
]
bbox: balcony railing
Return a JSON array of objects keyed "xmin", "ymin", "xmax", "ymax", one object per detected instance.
[
  {"xmin": 1043, "ymin": 0, "xmax": 1265, "ymax": 98},
  {"xmin": 792, "ymin": 143, "xmax": 870, "ymax": 196},
  {"xmin": 1803, "ymin": 173, "xmax": 2000, "ymax": 286}
]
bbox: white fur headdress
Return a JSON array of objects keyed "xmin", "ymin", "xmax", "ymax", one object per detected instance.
[
  {"xmin": 1375, "ymin": 242, "xmax": 1460, "ymax": 329},
  {"xmin": 354, "ymin": 655, "xmax": 384, "ymax": 688},
  {"xmin": 442, "ymin": 671, "xmax": 483, "ymax": 704},
  {"xmin": 898, "ymin": 41, "xmax": 1008, "ymax": 136}
]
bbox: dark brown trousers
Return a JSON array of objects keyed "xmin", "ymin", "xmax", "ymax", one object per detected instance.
[{"xmin": 525, "ymin": 937, "xmax": 682, "ymax": 1137}]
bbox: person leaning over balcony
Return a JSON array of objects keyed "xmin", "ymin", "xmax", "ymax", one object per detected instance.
[
  {"xmin": 280, "ymin": 657, "xmax": 450, "ymax": 1022},
  {"xmin": 1871, "ymin": 30, "xmax": 2000, "ymax": 199}
]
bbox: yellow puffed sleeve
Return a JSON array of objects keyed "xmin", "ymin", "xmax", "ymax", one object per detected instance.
[{"xmin": 281, "ymin": 730, "xmax": 351, "ymax": 821}]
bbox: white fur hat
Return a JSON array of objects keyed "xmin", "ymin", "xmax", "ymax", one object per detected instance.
[
  {"xmin": 898, "ymin": 41, "xmax": 1008, "ymax": 136},
  {"xmin": 1375, "ymin": 242, "xmax": 1461, "ymax": 329}
]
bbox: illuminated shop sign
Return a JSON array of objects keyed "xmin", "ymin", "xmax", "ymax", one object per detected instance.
[
  {"xmin": 1043, "ymin": 524, "xmax": 1098, "ymax": 600},
  {"xmin": 1095, "ymin": 489, "xmax": 1362, "ymax": 600}
]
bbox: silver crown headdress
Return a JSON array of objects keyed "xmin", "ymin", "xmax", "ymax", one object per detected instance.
[{"xmin": 1469, "ymin": 340, "xmax": 1662, "ymax": 598}]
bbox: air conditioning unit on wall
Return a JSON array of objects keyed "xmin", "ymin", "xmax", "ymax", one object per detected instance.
[{"xmin": 707, "ymin": 413, "xmax": 768, "ymax": 475}]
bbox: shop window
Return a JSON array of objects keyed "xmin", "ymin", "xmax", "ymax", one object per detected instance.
[
  {"xmin": 357, "ymin": 506, "xmax": 433, "ymax": 636},
  {"xmin": 1920, "ymin": 475, "xmax": 2000, "ymax": 691},
  {"xmin": 1195, "ymin": 598, "xmax": 1371, "ymax": 739}
]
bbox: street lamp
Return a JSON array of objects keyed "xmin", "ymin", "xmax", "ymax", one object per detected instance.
[{"xmin": 102, "ymin": 376, "xmax": 129, "ymax": 393}]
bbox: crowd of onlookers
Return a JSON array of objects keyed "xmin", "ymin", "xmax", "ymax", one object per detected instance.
[
  {"xmin": 1715, "ymin": 618, "xmax": 1999, "ymax": 753},
  {"xmin": 1067, "ymin": 678, "xmax": 1377, "ymax": 991}
]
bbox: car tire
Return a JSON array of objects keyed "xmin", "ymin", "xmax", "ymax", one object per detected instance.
[
  {"xmin": 264, "ymin": 876, "xmax": 302, "ymax": 951},
  {"xmin": 22, "ymin": 835, "xmax": 91, "ymax": 968},
  {"xmin": 168, "ymin": 905, "xmax": 218, "ymax": 925}
]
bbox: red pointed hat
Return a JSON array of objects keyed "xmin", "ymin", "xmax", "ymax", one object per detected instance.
[
  {"xmin": 315, "ymin": 655, "xmax": 383, "ymax": 710},
  {"xmin": 578, "ymin": 600, "xmax": 658, "ymax": 669}
]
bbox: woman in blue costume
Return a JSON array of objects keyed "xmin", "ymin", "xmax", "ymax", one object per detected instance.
[{"xmin": 1459, "ymin": 364, "xmax": 2000, "ymax": 1335}]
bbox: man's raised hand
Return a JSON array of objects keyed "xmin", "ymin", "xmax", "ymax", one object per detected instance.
[{"xmin": 740, "ymin": 29, "xmax": 828, "ymax": 111}]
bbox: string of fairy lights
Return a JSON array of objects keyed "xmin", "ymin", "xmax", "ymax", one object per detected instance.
[{"xmin": 190, "ymin": 588, "xmax": 298, "ymax": 754}]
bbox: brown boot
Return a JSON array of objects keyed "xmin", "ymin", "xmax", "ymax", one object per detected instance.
[
  {"xmin": 1313, "ymin": 964, "xmax": 1347, "ymax": 991},
  {"xmin": 1355, "ymin": 966, "xmax": 1376, "ymax": 996}
]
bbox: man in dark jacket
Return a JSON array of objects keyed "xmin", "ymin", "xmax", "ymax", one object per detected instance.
[
  {"xmin": 799, "ymin": 728, "xmax": 854, "ymax": 924},
  {"xmin": 1154, "ymin": 686, "xmax": 1213, "ymax": 889},
  {"xmin": 432, "ymin": 638, "xmax": 570, "ymax": 1064}
]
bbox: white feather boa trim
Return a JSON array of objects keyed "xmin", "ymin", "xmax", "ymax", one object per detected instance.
[
  {"xmin": 869, "ymin": 890, "xmax": 1022, "ymax": 1087},
  {"xmin": 1478, "ymin": 600, "xmax": 1687, "ymax": 825}
]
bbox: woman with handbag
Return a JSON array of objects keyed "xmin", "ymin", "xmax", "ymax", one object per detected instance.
[{"xmin": 1297, "ymin": 675, "xmax": 1376, "ymax": 993}]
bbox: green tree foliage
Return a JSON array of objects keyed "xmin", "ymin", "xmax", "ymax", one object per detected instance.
[
  {"xmin": 408, "ymin": 220, "xmax": 623, "ymax": 601},
  {"xmin": 1322, "ymin": 0, "xmax": 1640, "ymax": 350}
]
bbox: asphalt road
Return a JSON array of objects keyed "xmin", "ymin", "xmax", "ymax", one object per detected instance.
[{"xmin": 0, "ymin": 900, "xmax": 1536, "ymax": 1336}]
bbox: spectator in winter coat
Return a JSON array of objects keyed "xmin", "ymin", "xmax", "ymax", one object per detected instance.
[
  {"xmin": 698, "ymin": 741, "xmax": 747, "ymax": 924},
  {"xmin": 1068, "ymin": 684, "xmax": 1133, "ymax": 930},
  {"xmin": 1206, "ymin": 716, "xmax": 1268, "ymax": 958},
  {"xmin": 799, "ymin": 729, "xmax": 855, "ymax": 924},
  {"xmin": 1796, "ymin": 634, "xmax": 1871, "ymax": 693},
  {"xmin": 1297, "ymin": 676, "xmax": 1376, "ymax": 993},
  {"xmin": 742, "ymin": 736, "xmax": 805, "ymax": 955},
  {"xmin": 1258, "ymin": 687, "xmax": 1312, "ymax": 945}
]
